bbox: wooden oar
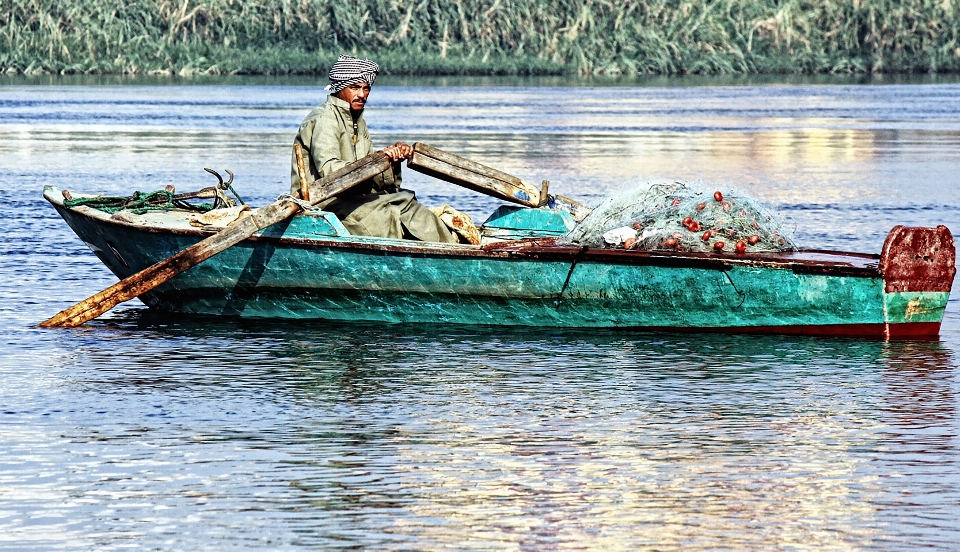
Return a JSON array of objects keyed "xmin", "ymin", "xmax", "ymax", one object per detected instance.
[
  {"xmin": 406, "ymin": 142, "xmax": 592, "ymax": 221},
  {"xmin": 408, "ymin": 142, "xmax": 544, "ymax": 206},
  {"xmin": 40, "ymin": 151, "xmax": 390, "ymax": 328}
]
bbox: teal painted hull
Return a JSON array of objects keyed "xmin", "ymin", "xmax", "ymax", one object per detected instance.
[{"xmin": 45, "ymin": 188, "xmax": 955, "ymax": 338}]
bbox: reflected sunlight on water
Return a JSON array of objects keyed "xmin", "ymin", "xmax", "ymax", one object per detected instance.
[{"xmin": 1, "ymin": 78, "xmax": 959, "ymax": 549}]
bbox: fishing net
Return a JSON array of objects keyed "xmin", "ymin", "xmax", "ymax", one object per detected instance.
[
  {"xmin": 64, "ymin": 190, "xmax": 213, "ymax": 214},
  {"xmin": 63, "ymin": 190, "xmax": 236, "ymax": 215},
  {"xmin": 560, "ymin": 181, "xmax": 795, "ymax": 254}
]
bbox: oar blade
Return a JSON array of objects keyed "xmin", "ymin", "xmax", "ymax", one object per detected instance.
[
  {"xmin": 405, "ymin": 143, "xmax": 592, "ymax": 220},
  {"xmin": 407, "ymin": 143, "xmax": 542, "ymax": 207},
  {"xmin": 39, "ymin": 203, "xmax": 295, "ymax": 328}
]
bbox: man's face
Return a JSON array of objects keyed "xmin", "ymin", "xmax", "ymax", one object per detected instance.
[{"xmin": 337, "ymin": 83, "xmax": 371, "ymax": 111}]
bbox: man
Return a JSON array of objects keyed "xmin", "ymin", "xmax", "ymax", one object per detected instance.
[{"xmin": 291, "ymin": 55, "xmax": 458, "ymax": 243}]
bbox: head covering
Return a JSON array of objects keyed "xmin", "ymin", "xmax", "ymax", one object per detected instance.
[{"xmin": 325, "ymin": 55, "xmax": 379, "ymax": 94}]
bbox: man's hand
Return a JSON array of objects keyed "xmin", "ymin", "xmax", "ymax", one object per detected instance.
[{"xmin": 382, "ymin": 141, "xmax": 414, "ymax": 162}]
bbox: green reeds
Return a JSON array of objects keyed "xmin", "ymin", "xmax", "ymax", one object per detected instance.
[{"xmin": 2, "ymin": 0, "xmax": 959, "ymax": 76}]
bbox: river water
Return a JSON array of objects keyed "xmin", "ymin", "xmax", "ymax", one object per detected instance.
[{"xmin": 1, "ymin": 76, "xmax": 959, "ymax": 549}]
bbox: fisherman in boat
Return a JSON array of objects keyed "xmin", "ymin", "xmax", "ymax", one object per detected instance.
[{"xmin": 291, "ymin": 55, "xmax": 459, "ymax": 243}]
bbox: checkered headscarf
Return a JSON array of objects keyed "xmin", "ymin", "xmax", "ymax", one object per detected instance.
[{"xmin": 325, "ymin": 55, "xmax": 379, "ymax": 94}]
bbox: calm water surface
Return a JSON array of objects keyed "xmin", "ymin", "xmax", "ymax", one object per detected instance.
[{"xmin": 1, "ymin": 77, "xmax": 959, "ymax": 549}]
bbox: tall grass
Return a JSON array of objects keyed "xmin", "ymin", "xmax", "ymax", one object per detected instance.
[{"xmin": 2, "ymin": 0, "xmax": 959, "ymax": 75}]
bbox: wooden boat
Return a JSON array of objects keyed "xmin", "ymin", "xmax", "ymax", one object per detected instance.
[{"xmin": 42, "ymin": 184, "xmax": 956, "ymax": 339}]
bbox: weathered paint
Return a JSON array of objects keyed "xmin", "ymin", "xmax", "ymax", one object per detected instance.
[
  {"xmin": 556, "ymin": 262, "xmax": 886, "ymax": 327},
  {"xmin": 480, "ymin": 206, "xmax": 576, "ymax": 241},
  {"xmin": 482, "ymin": 205, "xmax": 576, "ymax": 233},
  {"xmin": 880, "ymin": 224, "xmax": 956, "ymax": 293},
  {"xmin": 883, "ymin": 291, "xmax": 951, "ymax": 324},
  {"xmin": 44, "ymin": 186, "xmax": 955, "ymax": 337},
  {"xmin": 262, "ymin": 210, "xmax": 349, "ymax": 239}
]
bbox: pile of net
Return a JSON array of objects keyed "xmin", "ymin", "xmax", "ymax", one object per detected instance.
[{"xmin": 560, "ymin": 181, "xmax": 795, "ymax": 254}]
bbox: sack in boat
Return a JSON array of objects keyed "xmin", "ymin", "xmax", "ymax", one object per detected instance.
[
  {"xmin": 429, "ymin": 205, "xmax": 481, "ymax": 245},
  {"xmin": 189, "ymin": 205, "xmax": 251, "ymax": 228}
]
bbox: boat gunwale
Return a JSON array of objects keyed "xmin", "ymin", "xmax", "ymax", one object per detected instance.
[{"xmin": 46, "ymin": 188, "xmax": 882, "ymax": 279}]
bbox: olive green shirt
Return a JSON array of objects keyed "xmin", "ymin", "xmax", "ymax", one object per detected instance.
[
  {"xmin": 288, "ymin": 95, "xmax": 457, "ymax": 243},
  {"xmin": 290, "ymin": 95, "xmax": 399, "ymax": 195}
]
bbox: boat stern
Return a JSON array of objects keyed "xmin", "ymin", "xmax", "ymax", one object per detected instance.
[{"xmin": 879, "ymin": 225, "xmax": 956, "ymax": 338}]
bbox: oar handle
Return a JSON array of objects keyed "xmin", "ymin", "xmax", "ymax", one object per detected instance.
[{"xmin": 295, "ymin": 143, "xmax": 310, "ymax": 201}]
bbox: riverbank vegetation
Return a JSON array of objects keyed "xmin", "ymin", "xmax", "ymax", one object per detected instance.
[{"xmin": 3, "ymin": 0, "xmax": 959, "ymax": 76}]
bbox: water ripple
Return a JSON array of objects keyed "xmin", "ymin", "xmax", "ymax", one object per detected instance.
[{"xmin": 1, "ymin": 80, "xmax": 959, "ymax": 550}]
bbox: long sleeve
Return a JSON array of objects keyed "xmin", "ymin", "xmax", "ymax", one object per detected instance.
[{"xmin": 290, "ymin": 96, "xmax": 401, "ymax": 194}]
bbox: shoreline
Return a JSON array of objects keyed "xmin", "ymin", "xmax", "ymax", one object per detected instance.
[
  {"xmin": 4, "ymin": 72, "xmax": 960, "ymax": 88},
  {"xmin": 6, "ymin": 1, "xmax": 960, "ymax": 78}
]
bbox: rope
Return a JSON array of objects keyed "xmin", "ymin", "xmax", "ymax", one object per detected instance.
[
  {"xmin": 277, "ymin": 193, "xmax": 315, "ymax": 211},
  {"xmin": 226, "ymin": 182, "xmax": 245, "ymax": 206}
]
